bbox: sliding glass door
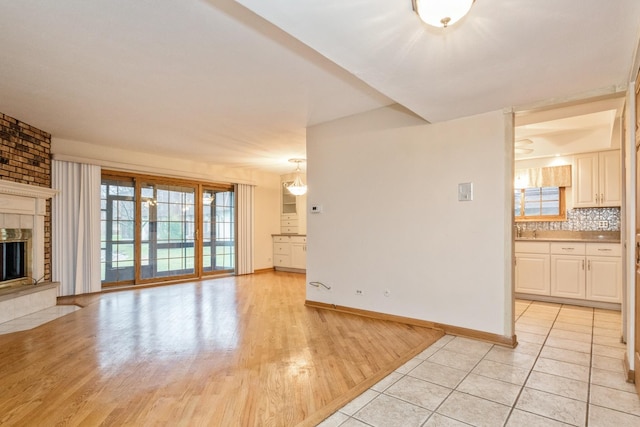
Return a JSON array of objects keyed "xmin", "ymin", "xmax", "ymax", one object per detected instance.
[
  {"xmin": 100, "ymin": 173, "xmax": 235, "ymax": 287},
  {"xmin": 101, "ymin": 178, "xmax": 135, "ymax": 284},
  {"xmin": 202, "ymin": 189, "xmax": 235, "ymax": 274},
  {"xmin": 141, "ymin": 183, "xmax": 196, "ymax": 280}
]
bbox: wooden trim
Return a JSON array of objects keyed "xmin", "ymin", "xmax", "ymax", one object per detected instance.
[
  {"xmin": 275, "ymin": 267, "xmax": 306, "ymax": 274},
  {"xmin": 102, "ymin": 169, "xmax": 234, "ymax": 190},
  {"xmin": 624, "ymin": 351, "xmax": 636, "ymax": 383},
  {"xmin": 305, "ymin": 300, "xmax": 517, "ymax": 348},
  {"xmin": 253, "ymin": 267, "xmax": 275, "ymax": 274}
]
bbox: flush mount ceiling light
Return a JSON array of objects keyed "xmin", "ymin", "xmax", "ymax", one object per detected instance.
[
  {"xmin": 285, "ymin": 159, "xmax": 307, "ymax": 196},
  {"xmin": 514, "ymin": 139, "xmax": 534, "ymax": 154},
  {"xmin": 411, "ymin": 0, "xmax": 475, "ymax": 28}
]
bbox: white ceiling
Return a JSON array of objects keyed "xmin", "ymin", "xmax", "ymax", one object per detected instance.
[
  {"xmin": 1, "ymin": 0, "xmax": 639, "ymax": 174},
  {"xmin": 514, "ymin": 96, "xmax": 626, "ymax": 159}
]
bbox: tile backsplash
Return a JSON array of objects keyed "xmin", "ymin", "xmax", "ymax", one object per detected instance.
[{"xmin": 517, "ymin": 207, "xmax": 620, "ymax": 231}]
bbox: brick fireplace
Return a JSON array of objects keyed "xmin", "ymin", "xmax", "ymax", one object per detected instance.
[{"xmin": 0, "ymin": 113, "xmax": 58, "ymax": 323}]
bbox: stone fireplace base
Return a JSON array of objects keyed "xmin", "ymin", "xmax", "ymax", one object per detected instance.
[{"xmin": 0, "ymin": 282, "xmax": 59, "ymax": 324}]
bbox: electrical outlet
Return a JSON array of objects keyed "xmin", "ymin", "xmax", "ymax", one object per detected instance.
[
  {"xmin": 355, "ymin": 289, "xmax": 363, "ymax": 295},
  {"xmin": 598, "ymin": 220, "xmax": 609, "ymax": 228}
]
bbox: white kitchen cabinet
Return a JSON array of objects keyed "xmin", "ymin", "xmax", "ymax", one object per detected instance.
[
  {"xmin": 273, "ymin": 235, "xmax": 306, "ymax": 272},
  {"xmin": 519, "ymin": 241, "xmax": 621, "ymax": 305},
  {"xmin": 515, "ymin": 242, "xmax": 550, "ymax": 295},
  {"xmin": 280, "ymin": 176, "xmax": 307, "ymax": 234},
  {"xmin": 290, "ymin": 239, "xmax": 307, "ymax": 270},
  {"xmin": 586, "ymin": 244, "xmax": 622, "ymax": 303},
  {"xmin": 551, "ymin": 256, "xmax": 586, "ymax": 299},
  {"xmin": 550, "ymin": 243, "xmax": 586, "ymax": 299},
  {"xmin": 573, "ymin": 150, "xmax": 621, "ymax": 208}
]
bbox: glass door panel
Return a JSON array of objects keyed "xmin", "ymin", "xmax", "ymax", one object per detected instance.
[
  {"xmin": 202, "ymin": 189, "xmax": 235, "ymax": 273},
  {"xmin": 101, "ymin": 178, "xmax": 136, "ymax": 284},
  {"xmin": 141, "ymin": 183, "xmax": 196, "ymax": 280}
]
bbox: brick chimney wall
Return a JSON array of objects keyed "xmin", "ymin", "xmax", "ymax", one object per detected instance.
[{"xmin": 0, "ymin": 113, "xmax": 52, "ymax": 280}]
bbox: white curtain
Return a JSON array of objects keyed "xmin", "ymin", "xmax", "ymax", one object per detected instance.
[
  {"xmin": 52, "ymin": 160, "xmax": 102, "ymax": 296},
  {"xmin": 236, "ymin": 183, "xmax": 254, "ymax": 275}
]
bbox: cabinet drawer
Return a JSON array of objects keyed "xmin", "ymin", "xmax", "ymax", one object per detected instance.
[
  {"xmin": 281, "ymin": 226, "xmax": 298, "ymax": 234},
  {"xmin": 274, "ymin": 255, "xmax": 290, "ymax": 267},
  {"xmin": 281, "ymin": 214, "xmax": 297, "ymax": 221},
  {"xmin": 550, "ymin": 242, "xmax": 585, "ymax": 255},
  {"xmin": 281, "ymin": 219, "xmax": 298, "ymax": 227},
  {"xmin": 586, "ymin": 243, "xmax": 621, "ymax": 257},
  {"xmin": 273, "ymin": 236, "xmax": 289, "ymax": 243},
  {"xmin": 274, "ymin": 244, "xmax": 291, "ymax": 255},
  {"xmin": 290, "ymin": 236, "xmax": 307, "ymax": 244},
  {"xmin": 515, "ymin": 241, "xmax": 550, "ymax": 254}
]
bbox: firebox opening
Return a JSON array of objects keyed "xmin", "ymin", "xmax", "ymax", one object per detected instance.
[{"xmin": 0, "ymin": 229, "xmax": 32, "ymax": 289}]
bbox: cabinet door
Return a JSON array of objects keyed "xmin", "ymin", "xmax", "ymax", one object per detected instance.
[
  {"xmin": 573, "ymin": 153, "xmax": 599, "ymax": 208},
  {"xmin": 551, "ymin": 255, "xmax": 586, "ymax": 299},
  {"xmin": 515, "ymin": 254, "xmax": 550, "ymax": 295},
  {"xmin": 587, "ymin": 256, "xmax": 622, "ymax": 303},
  {"xmin": 599, "ymin": 150, "xmax": 621, "ymax": 207},
  {"xmin": 281, "ymin": 182, "xmax": 297, "ymax": 215},
  {"xmin": 291, "ymin": 243, "xmax": 306, "ymax": 269},
  {"xmin": 273, "ymin": 239, "xmax": 291, "ymax": 267}
]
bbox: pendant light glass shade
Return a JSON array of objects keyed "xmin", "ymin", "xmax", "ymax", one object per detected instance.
[
  {"xmin": 413, "ymin": 0, "xmax": 475, "ymax": 28},
  {"xmin": 285, "ymin": 159, "xmax": 307, "ymax": 196}
]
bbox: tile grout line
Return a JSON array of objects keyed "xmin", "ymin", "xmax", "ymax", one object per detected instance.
[
  {"xmin": 502, "ymin": 301, "xmax": 563, "ymax": 426},
  {"xmin": 416, "ymin": 340, "xmax": 493, "ymax": 426},
  {"xmin": 585, "ymin": 303, "xmax": 595, "ymax": 427}
]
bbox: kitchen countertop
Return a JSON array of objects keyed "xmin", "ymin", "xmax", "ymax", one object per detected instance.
[{"xmin": 515, "ymin": 230, "xmax": 620, "ymax": 243}]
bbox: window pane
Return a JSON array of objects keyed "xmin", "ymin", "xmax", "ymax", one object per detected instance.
[
  {"xmin": 514, "ymin": 190, "xmax": 522, "ymax": 216},
  {"xmin": 541, "ymin": 201, "xmax": 560, "ymax": 215},
  {"xmin": 101, "ymin": 178, "xmax": 136, "ymax": 284},
  {"xmin": 515, "ymin": 186, "xmax": 562, "ymax": 220},
  {"xmin": 140, "ymin": 183, "xmax": 196, "ymax": 280},
  {"xmin": 524, "ymin": 201, "xmax": 541, "ymax": 216},
  {"xmin": 203, "ymin": 189, "xmax": 235, "ymax": 273}
]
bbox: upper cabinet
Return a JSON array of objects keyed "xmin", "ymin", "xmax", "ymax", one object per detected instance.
[
  {"xmin": 573, "ymin": 150, "xmax": 621, "ymax": 208},
  {"xmin": 280, "ymin": 176, "xmax": 307, "ymax": 234}
]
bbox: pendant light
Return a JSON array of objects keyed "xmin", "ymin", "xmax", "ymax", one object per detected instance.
[
  {"xmin": 285, "ymin": 159, "xmax": 307, "ymax": 196},
  {"xmin": 412, "ymin": 0, "xmax": 475, "ymax": 28}
]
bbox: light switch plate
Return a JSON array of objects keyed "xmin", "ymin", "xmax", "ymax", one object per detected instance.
[
  {"xmin": 310, "ymin": 204, "xmax": 323, "ymax": 214},
  {"xmin": 458, "ymin": 182, "xmax": 473, "ymax": 201}
]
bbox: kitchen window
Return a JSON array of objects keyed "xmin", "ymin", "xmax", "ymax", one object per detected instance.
[{"xmin": 514, "ymin": 186, "xmax": 566, "ymax": 221}]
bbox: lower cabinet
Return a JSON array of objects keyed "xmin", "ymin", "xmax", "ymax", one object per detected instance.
[
  {"xmin": 551, "ymin": 255, "xmax": 586, "ymax": 299},
  {"xmin": 273, "ymin": 235, "xmax": 306, "ymax": 272},
  {"xmin": 515, "ymin": 253, "xmax": 550, "ymax": 295},
  {"xmin": 587, "ymin": 255, "xmax": 622, "ymax": 303},
  {"xmin": 516, "ymin": 241, "xmax": 621, "ymax": 305}
]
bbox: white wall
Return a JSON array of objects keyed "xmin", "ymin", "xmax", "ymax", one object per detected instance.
[
  {"xmin": 306, "ymin": 106, "xmax": 514, "ymax": 337},
  {"xmin": 52, "ymin": 138, "xmax": 281, "ymax": 272}
]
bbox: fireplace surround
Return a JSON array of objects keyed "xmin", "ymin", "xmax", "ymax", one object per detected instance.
[{"xmin": 0, "ymin": 180, "xmax": 59, "ymax": 323}]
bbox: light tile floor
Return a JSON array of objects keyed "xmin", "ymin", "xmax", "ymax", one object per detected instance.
[
  {"xmin": 319, "ymin": 300, "xmax": 640, "ymax": 427},
  {"xmin": 0, "ymin": 304, "xmax": 80, "ymax": 335}
]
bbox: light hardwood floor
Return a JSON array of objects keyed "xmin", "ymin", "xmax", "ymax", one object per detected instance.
[{"xmin": 0, "ymin": 272, "xmax": 442, "ymax": 426}]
